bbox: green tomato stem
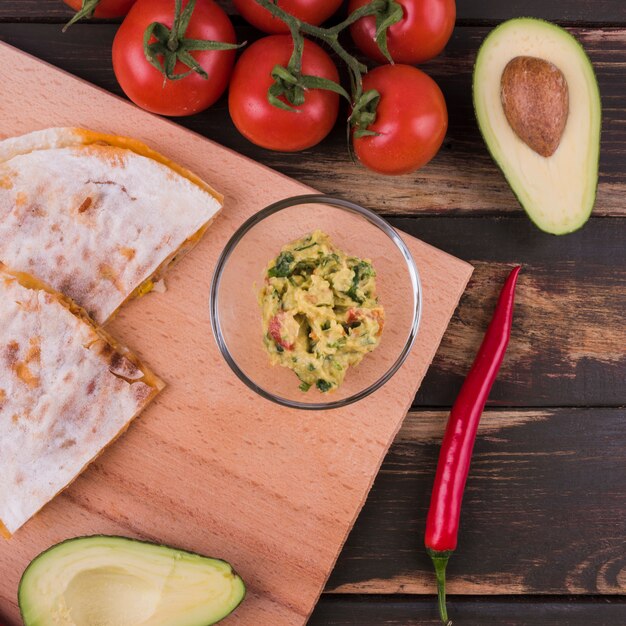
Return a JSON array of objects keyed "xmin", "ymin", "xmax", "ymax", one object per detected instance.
[
  {"xmin": 62, "ymin": 0, "xmax": 100, "ymax": 31},
  {"xmin": 142, "ymin": 0, "xmax": 242, "ymax": 81},
  {"xmin": 373, "ymin": 0, "xmax": 404, "ymax": 63}
]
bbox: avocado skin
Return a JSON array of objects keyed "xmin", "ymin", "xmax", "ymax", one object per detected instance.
[
  {"xmin": 18, "ymin": 535, "xmax": 246, "ymax": 626},
  {"xmin": 472, "ymin": 17, "xmax": 602, "ymax": 235}
]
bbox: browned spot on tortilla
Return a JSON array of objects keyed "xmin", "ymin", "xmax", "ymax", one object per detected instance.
[
  {"xmin": 63, "ymin": 371, "xmax": 74, "ymax": 383},
  {"xmin": 14, "ymin": 473, "xmax": 23, "ymax": 485},
  {"xmin": 50, "ymin": 223, "xmax": 61, "ymax": 232},
  {"xmin": 98, "ymin": 263, "xmax": 126, "ymax": 294},
  {"xmin": 15, "ymin": 191, "xmax": 27, "ymax": 206},
  {"xmin": 120, "ymin": 247, "xmax": 136, "ymax": 260},
  {"xmin": 86, "ymin": 379, "xmax": 96, "ymax": 395},
  {"xmin": 12, "ymin": 414, "xmax": 19, "ymax": 424},
  {"xmin": 57, "ymin": 278, "xmax": 74, "ymax": 299},
  {"xmin": 109, "ymin": 352, "xmax": 123, "ymax": 372},
  {"xmin": 0, "ymin": 389, "xmax": 5, "ymax": 405},
  {"xmin": 82, "ymin": 145, "xmax": 128, "ymax": 168},
  {"xmin": 26, "ymin": 336, "xmax": 41, "ymax": 364},
  {"xmin": 0, "ymin": 170, "xmax": 15, "ymax": 189},
  {"xmin": 77, "ymin": 196, "xmax": 93, "ymax": 213},
  {"xmin": 60, "ymin": 439, "xmax": 76, "ymax": 449},
  {"xmin": 13, "ymin": 337, "xmax": 41, "ymax": 388},
  {"xmin": 15, "ymin": 362, "xmax": 39, "ymax": 387},
  {"xmin": 5, "ymin": 341, "xmax": 19, "ymax": 366},
  {"xmin": 133, "ymin": 383, "xmax": 152, "ymax": 403},
  {"xmin": 29, "ymin": 205, "xmax": 47, "ymax": 217},
  {"xmin": 99, "ymin": 342, "xmax": 113, "ymax": 357}
]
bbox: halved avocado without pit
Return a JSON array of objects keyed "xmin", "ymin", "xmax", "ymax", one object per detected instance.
[
  {"xmin": 473, "ymin": 18, "xmax": 601, "ymax": 235},
  {"xmin": 18, "ymin": 536, "xmax": 245, "ymax": 626}
]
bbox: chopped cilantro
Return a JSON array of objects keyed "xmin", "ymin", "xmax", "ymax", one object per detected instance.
[
  {"xmin": 292, "ymin": 260, "xmax": 318, "ymax": 276},
  {"xmin": 268, "ymin": 252, "xmax": 294, "ymax": 278},
  {"xmin": 294, "ymin": 241, "xmax": 317, "ymax": 251},
  {"xmin": 320, "ymin": 253, "xmax": 340, "ymax": 267},
  {"xmin": 346, "ymin": 261, "xmax": 372, "ymax": 304},
  {"xmin": 316, "ymin": 379, "xmax": 332, "ymax": 392}
]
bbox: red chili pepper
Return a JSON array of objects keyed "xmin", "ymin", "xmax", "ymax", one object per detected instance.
[{"xmin": 425, "ymin": 265, "xmax": 521, "ymax": 625}]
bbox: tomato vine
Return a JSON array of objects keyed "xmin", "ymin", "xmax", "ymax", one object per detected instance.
[{"xmin": 252, "ymin": 0, "xmax": 404, "ymax": 136}]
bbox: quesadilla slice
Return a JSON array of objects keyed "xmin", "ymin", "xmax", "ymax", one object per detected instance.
[
  {"xmin": 0, "ymin": 263, "xmax": 164, "ymax": 537},
  {"xmin": 0, "ymin": 127, "xmax": 222, "ymax": 324}
]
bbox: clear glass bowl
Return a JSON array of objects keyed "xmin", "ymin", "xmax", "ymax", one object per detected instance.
[{"xmin": 210, "ymin": 195, "xmax": 422, "ymax": 410}]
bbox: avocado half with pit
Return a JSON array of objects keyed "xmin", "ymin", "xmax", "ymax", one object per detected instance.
[
  {"xmin": 473, "ymin": 18, "xmax": 601, "ymax": 234},
  {"xmin": 18, "ymin": 536, "xmax": 245, "ymax": 626}
]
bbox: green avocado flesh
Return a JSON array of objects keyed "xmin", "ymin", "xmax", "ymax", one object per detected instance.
[
  {"xmin": 18, "ymin": 536, "xmax": 245, "ymax": 626},
  {"xmin": 473, "ymin": 18, "xmax": 601, "ymax": 235}
]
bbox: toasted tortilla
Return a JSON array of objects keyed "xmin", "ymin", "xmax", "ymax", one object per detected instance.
[
  {"xmin": 0, "ymin": 263, "xmax": 164, "ymax": 537},
  {"xmin": 0, "ymin": 127, "xmax": 222, "ymax": 324}
]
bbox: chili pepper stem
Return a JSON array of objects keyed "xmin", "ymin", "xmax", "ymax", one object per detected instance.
[{"xmin": 428, "ymin": 549, "xmax": 454, "ymax": 626}]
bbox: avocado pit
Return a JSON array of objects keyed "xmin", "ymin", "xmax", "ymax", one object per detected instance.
[{"xmin": 500, "ymin": 55, "xmax": 569, "ymax": 157}]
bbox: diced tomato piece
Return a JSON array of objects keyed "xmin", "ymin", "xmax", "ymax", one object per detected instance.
[
  {"xmin": 268, "ymin": 313, "xmax": 295, "ymax": 350},
  {"xmin": 347, "ymin": 308, "xmax": 362, "ymax": 324},
  {"xmin": 348, "ymin": 307, "xmax": 384, "ymax": 336}
]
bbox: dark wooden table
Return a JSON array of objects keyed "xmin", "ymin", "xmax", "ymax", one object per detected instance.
[{"xmin": 1, "ymin": 1, "xmax": 624, "ymax": 624}]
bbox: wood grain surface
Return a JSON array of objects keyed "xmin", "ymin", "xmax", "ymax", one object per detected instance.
[
  {"xmin": 0, "ymin": 24, "xmax": 624, "ymax": 217},
  {"xmin": 0, "ymin": 2, "xmax": 624, "ymax": 624},
  {"xmin": 310, "ymin": 596, "xmax": 626, "ymax": 625},
  {"xmin": 329, "ymin": 408, "xmax": 626, "ymax": 595},
  {"xmin": 395, "ymin": 217, "xmax": 626, "ymax": 408},
  {"xmin": 0, "ymin": 43, "xmax": 471, "ymax": 625}
]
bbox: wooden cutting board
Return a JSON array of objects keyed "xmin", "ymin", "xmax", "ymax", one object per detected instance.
[{"xmin": 0, "ymin": 42, "xmax": 472, "ymax": 625}]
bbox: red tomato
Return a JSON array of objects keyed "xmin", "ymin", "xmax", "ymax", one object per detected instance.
[
  {"xmin": 64, "ymin": 0, "xmax": 136, "ymax": 17},
  {"xmin": 232, "ymin": 0, "xmax": 343, "ymax": 34},
  {"xmin": 353, "ymin": 64, "xmax": 447, "ymax": 175},
  {"xmin": 229, "ymin": 35, "xmax": 340, "ymax": 152},
  {"xmin": 112, "ymin": 0, "xmax": 237, "ymax": 116},
  {"xmin": 349, "ymin": 0, "xmax": 456, "ymax": 64}
]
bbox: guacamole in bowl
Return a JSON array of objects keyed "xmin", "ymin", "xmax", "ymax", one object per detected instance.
[{"xmin": 259, "ymin": 230, "xmax": 385, "ymax": 393}]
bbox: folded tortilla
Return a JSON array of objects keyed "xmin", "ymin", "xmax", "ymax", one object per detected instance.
[
  {"xmin": 0, "ymin": 264, "xmax": 164, "ymax": 537},
  {"xmin": 0, "ymin": 127, "xmax": 222, "ymax": 324}
]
